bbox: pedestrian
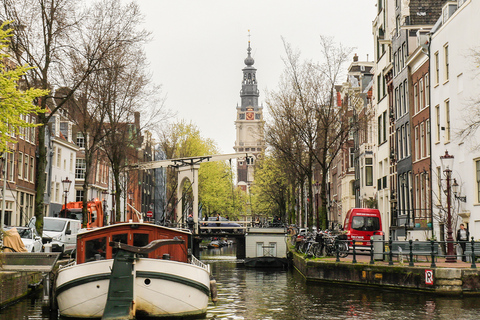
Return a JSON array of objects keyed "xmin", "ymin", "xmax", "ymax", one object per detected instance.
[
  {"xmin": 456, "ymin": 223, "xmax": 468, "ymax": 262},
  {"xmin": 216, "ymin": 213, "xmax": 221, "ymax": 227}
]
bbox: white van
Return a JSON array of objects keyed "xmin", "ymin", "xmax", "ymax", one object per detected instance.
[{"xmin": 42, "ymin": 217, "xmax": 82, "ymax": 256}]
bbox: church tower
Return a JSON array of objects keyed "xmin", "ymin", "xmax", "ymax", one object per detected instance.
[{"xmin": 234, "ymin": 40, "xmax": 264, "ymax": 191}]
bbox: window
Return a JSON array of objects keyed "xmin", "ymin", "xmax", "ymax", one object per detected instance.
[
  {"xmin": 70, "ymin": 153, "xmax": 74, "ymax": 172},
  {"xmin": 30, "ymin": 156, "xmax": 34, "ymax": 182},
  {"xmin": 445, "ymin": 100, "xmax": 450, "ymax": 142},
  {"xmin": 76, "ymin": 158, "xmax": 86, "ymax": 179},
  {"xmin": 76, "ymin": 132, "xmax": 85, "ymax": 148},
  {"xmin": 399, "ymin": 83, "xmax": 404, "ymax": 116},
  {"xmin": 57, "ymin": 148, "xmax": 61, "ymax": 168},
  {"xmin": 415, "ymin": 126, "xmax": 420, "ymax": 161},
  {"xmin": 55, "ymin": 182, "xmax": 60, "ymax": 203},
  {"xmin": 435, "ymin": 52, "xmax": 439, "ymax": 85},
  {"xmin": 52, "ymin": 146, "xmax": 57, "ymax": 167},
  {"xmin": 419, "ymin": 78, "xmax": 424, "ymax": 110},
  {"xmin": 437, "ymin": 166, "xmax": 442, "ymax": 205},
  {"xmin": 413, "ymin": 84, "xmax": 418, "ymax": 113},
  {"xmin": 349, "ymin": 148, "xmax": 354, "ymax": 169},
  {"xmin": 395, "ymin": 87, "xmax": 400, "ymax": 118},
  {"xmin": 24, "ymin": 154, "xmax": 29, "ymax": 181},
  {"xmin": 378, "ymin": 115, "xmax": 382, "ymax": 145},
  {"xmin": 366, "ymin": 158, "xmax": 373, "ymax": 186},
  {"xmin": 8, "ymin": 153, "xmax": 14, "ymax": 181},
  {"xmin": 403, "ymin": 80, "xmax": 408, "ymax": 115},
  {"xmin": 31, "ymin": 116, "xmax": 36, "ymax": 143},
  {"xmin": 420, "ymin": 122, "xmax": 425, "ymax": 158},
  {"xmin": 393, "ymin": 52, "xmax": 397, "ymax": 75},
  {"xmin": 435, "ymin": 105, "xmax": 440, "ymax": 143},
  {"xmin": 18, "ymin": 152, "xmax": 23, "ymax": 178},
  {"xmin": 405, "ymin": 123, "xmax": 410, "ymax": 157},
  {"xmin": 425, "ymin": 73, "xmax": 430, "ymax": 107},
  {"xmin": 383, "ymin": 111, "xmax": 387, "ymax": 142},
  {"xmin": 444, "ymin": 44, "xmax": 449, "ymax": 81},
  {"xmin": 426, "ymin": 120, "xmax": 431, "ymax": 156}
]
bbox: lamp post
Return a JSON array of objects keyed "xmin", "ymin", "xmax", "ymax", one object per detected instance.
[
  {"xmin": 313, "ymin": 182, "xmax": 320, "ymax": 231},
  {"xmin": 440, "ymin": 150, "xmax": 456, "ymax": 263},
  {"xmin": 61, "ymin": 177, "xmax": 72, "ymax": 217}
]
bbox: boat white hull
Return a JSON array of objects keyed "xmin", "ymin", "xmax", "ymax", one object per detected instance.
[{"xmin": 55, "ymin": 258, "xmax": 211, "ymax": 318}]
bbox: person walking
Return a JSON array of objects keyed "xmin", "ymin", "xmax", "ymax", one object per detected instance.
[{"xmin": 456, "ymin": 223, "xmax": 469, "ymax": 262}]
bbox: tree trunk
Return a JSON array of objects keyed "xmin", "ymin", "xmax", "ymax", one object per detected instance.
[{"xmin": 34, "ymin": 114, "xmax": 48, "ymax": 234}]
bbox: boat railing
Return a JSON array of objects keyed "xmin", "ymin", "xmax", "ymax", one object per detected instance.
[
  {"xmin": 59, "ymin": 260, "xmax": 76, "ymax": 270},
  {"xmin": 190, "ymin": 254, "xmax": 210, "ymax": 273}
]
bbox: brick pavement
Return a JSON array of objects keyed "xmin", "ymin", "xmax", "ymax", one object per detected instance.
[{"xmin": 316, "ymin": 253, "xmax": 477, "ymax": 269}]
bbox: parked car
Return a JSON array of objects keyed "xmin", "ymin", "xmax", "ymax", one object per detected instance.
[
  {"xmin": 203, "ymin": 216, "xmax": 242, "ymax": 233},
  {"xmin": 5, "ymin": 226, "xmax": 43, "ymax": 252},
  {"xmin": 344, "ymin": 208, "xmax": 383, "ymax": 250},
  {"xmin": 42, "ymin": 217, "xmax": 82, "ymax": 256}
]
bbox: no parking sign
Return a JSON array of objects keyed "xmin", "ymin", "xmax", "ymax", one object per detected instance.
[{"xmin": 425, "ymin": 269, "xmax": 434, "ymax": 285}]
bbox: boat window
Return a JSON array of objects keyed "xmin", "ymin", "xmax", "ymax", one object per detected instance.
[
  {"xmin": 133, "ymin": 233, "xmax": 149, "ymax": 258},
  {"xmin": 111, "ymin": 233, "xmax": 128, "ymax": 256},
  {"xmin": 85, "ymin": 237, "xmax": 107, "ymax": 261}
]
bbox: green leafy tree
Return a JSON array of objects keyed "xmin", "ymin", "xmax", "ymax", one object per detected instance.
[
  {"xmin": 158, "ymin": 120, "xmax": 236, "ymax": 220},
  {"xmin": 250, "ymin": 155, "xmax": 288, "ymax": 220},
  {"xmin": 0, "ymin": 22, "xmax": 47, "ymax": 154}
]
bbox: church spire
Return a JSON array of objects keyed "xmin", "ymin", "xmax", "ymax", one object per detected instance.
[{"xmin": 240, "ymin": 32, "xmax": 259, "ymax": 111}]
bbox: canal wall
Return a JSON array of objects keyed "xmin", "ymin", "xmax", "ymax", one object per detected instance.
[
  {"xmin": 0, "ymin": 271, "xmax": 42, "ymax": 307},
  {"xmin": 291, "ymin": 251, "xmax": 480, "ymax": 295}
]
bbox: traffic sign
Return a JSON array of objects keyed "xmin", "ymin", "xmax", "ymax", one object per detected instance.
[{"xmin": 146, "ymin": 210, "xmax": 153, "ymax": 217}]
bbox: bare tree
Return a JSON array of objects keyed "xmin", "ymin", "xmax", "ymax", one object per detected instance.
[
  {"xmin": 0, "ymin": 0, "xmax": 153, "ymax": 231},
  {"xmin": 266, "ymin": 36, "xmax": 353, "ymax": 230}
]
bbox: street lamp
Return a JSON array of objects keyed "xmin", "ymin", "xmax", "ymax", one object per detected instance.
[
  {"xmin": 440, "ymin": 150, "xmax": 456, "ymax": 263},
  {"xmin": 452, "ymin": 179, "xmax": 467, "ymax": 202},
  {"xmin": 61, "ymin": 177, "xmax": 72, "ymax": 216}
]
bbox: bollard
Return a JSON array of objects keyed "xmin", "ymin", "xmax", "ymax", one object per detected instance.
[
  {"xmin": 370, "ymin": 240, "xmax": 374, "ymax": 264},
  {"xmin": 44, "ymin": 242, "xmax": 52, "ymax": 253},
  {"xmin": 471, "ymin": 237, "xmax": 476, "ymax": 269},
  {"xmin": 352, "ymin": 241, "xmax": 357, "ymax": 264},
  {"xmin": 335, "ymin": 238, "xmax": 340, "ymax": 262},
  {"xmin": 388, "ymin": 238, "xmax": 393, "ymax": 265}
]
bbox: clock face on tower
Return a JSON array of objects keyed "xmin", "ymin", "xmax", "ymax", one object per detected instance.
[{"xmin": 246, "ymin": 112, "xmax": 254, "ymax": 120}]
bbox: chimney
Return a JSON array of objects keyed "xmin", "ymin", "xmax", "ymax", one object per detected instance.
[{"xmin": 353, "ymin": 53, "xmax": 358, "ymax": 62}]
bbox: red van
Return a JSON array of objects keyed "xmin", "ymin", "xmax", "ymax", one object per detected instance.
[{"xmin": 344, "ymin": 208, "xmax": 383, "ymax": 249}]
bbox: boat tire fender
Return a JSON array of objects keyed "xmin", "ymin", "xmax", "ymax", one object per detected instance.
[{"xmin": 210, "ymin": 279, "xmax": 218, "ymax": 302}]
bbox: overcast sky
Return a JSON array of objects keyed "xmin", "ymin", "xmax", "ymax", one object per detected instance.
[{"xmin": 139, "ymin": 0, "xmax": 376, "ymax": 154}]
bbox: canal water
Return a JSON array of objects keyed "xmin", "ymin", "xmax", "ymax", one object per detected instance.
[{"xmin": 2, "ymin": 245, "xmax": 480, "ymax": 319}]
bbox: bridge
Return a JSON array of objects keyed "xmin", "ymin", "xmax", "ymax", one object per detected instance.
[{"xmin": 193, "ymin": 220, "xmax": 250, "ymax": 259}]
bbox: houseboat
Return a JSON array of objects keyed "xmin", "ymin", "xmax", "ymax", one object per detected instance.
[
  {"xmin": 244, "ymin": 227, "xmax": 288, "ymax": 268},
  {"xmin": 54, "ymin": 222, "xmax": 212, "ymax": 319}
]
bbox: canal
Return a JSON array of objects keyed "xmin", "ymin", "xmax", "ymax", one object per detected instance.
[{"xmin": 2, "ymin": 245, "xmax": 480, "ymax": 319}]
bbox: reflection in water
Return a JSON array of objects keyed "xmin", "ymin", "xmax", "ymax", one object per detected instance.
[{"xmin": 2, "ymin": 244, "xmax": 480, "ymax": 319}]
